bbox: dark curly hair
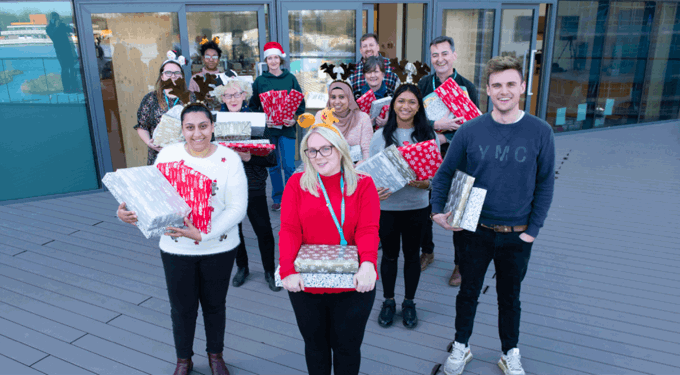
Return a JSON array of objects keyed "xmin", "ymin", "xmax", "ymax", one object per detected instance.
[
  {"xmin": 200, "ymin": 41, "xmax": 222, "ymax": 58},
  {"xmin": 382, "ymin": 84, "xmax": 435, "ymax": 147}
]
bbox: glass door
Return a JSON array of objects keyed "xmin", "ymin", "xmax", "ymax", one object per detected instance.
[{"xmin": 498, "ymin": 5, "xmax": 541, "ymax": 113}]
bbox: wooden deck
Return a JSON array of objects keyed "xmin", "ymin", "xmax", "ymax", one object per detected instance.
[{"xmin": 1, "ymin": 122, "xmax": 679, "ymax": 375}]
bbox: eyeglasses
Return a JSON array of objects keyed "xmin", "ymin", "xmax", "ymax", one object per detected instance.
[
  {"xmin": 304, "ymin": 145, "xmax": 334, "ymax": 158},
  {"xmin": 204, "ymin": 56, "xmax": 220, "ymax": 61},
  {"xmin": 222, "ymin": 92, "xmax": 244, "ymax": 100},
  {"xmin": 163, "ymin": 71, "xmax": 182, "ymax": 78}
]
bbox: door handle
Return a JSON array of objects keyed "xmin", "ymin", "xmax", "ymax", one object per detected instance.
[{"xmin": 527, "ymin": 49, "xmax": 537, "ymax": 96}]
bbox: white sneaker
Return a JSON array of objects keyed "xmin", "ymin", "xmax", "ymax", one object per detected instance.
[
  {"xmin": 498, "ymin": 348, "xmax": 526, "ymax": 375},
  {"xmin": 442, "ymin": 341, "xmax": 472, "ymax": 375}
]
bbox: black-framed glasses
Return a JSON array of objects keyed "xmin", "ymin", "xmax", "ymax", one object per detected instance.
[
  {"xmin": 304, "ymin": 145, "xmax": 334, "ymax": 158},
  {"xmin": 222, "ymin": 92, "xmax": 244, "ymax": 100},
  {"xmin": 163, "ymin": 71, "xmax": 182, "ymax": 78}
]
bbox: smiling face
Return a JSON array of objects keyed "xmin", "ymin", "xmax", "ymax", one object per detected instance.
[
  {"xmin": 430, "ymin": 41, "xmax": 457, "ymax": 78},
  {"xmin": 393, "ymin": 90, "xmax": 420, "ymax": 124},
  {"xmin": 365, "ymin": 65, "xmax": 385, "ymax": 91},
  {"xmin": 360, "ymin": 37, "xmax": 380, "ymax": 59},
  {"xmin": 306, "ymin": 132, "xmax": 341, "ymax": 176},
  {"xmin": 266, "ymin": 55, "xmax": 282, "ymax": 73},
  {"xmin": 329, "ymin": 88, "xmax": 350, "ymax": 114},
  {"xmin": 203, "ymin": 48, "xmax": 220, "ymax": 71},
  {"xmin": 182, "ymin": 111, "xmax": 214, "ymax": 154},
  {"xmin": 487, "ymin": 69, "xmax": 525, "ymax": 115},
  {"xmin": 161, "ymin": 63, "xmax": 182, "ymax": 84},
  {"xmin": 221, "ymin": 86, "xmax": 245, "ymax": 112}
]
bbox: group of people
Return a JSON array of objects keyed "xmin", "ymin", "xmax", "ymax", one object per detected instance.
[{"xmin": 117, "ymin": 31, "xmax": 555, "ymax": 375}]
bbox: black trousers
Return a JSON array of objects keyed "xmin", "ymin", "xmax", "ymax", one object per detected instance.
[
  {"xmin": 288, "ymin": 290, "xmax": 376, "ymax": 375},
  {"xmin": 421, "ymin": 202, "xmax": 435, "ymax": 254},
  {"xmin": 379, "ymin": 207, "xmax": 429, "ymax": 300},
  {"xmin": 236, "ymin": 191, "xmax": 276, "ymax": 274},
  {"xmin": 454, "ymin": 227, "xmax": 533, "ymax": 353},
  {"xmin": 161, "ymin": 249, "xmax": 237, "ymax": 359}
]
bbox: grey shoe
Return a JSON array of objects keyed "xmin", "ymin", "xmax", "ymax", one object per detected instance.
[{"xmin": 443, "ymin": 342, "xmax": 472, "ymax": 375}]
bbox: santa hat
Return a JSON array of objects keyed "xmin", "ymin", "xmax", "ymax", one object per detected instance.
[{"xmin": 263, "ymin": 42, "xmax": 286, "ymax": 59}]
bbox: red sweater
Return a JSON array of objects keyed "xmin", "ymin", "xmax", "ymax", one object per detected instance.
[{"xmin": 279, "ymin": 171, "xmax": 380, "ymax": 294}]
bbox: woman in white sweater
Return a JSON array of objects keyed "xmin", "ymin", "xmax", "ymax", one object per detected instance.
[{"xmin": 117, "ymin": 103, "xmax": 247, "ymax": 375}]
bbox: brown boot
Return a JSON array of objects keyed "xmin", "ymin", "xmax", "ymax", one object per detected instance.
[
  {"xmin": 420, "ymin": 253, "xmax": 434, "ymax": 271},
  {"xmin": 208, "ymin": 352, "xmax": 230, "ymax": 375},
  {"xmin": 449, "ymin": 265, "xmax": 462, "ymax": 287},
  {"xmin": 173, "ymin": 358, "xmax": 193, "ymax": 375}
]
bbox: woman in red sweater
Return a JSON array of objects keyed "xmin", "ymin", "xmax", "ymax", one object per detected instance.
[{"xmin": 279, "ymin": 111, "xmax": 380, "ymax": 375}]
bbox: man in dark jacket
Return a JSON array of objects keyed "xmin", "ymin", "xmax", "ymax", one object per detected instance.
[{"xmin": 45, "ymin": 12, "xmax": 78, "ymax": 93}]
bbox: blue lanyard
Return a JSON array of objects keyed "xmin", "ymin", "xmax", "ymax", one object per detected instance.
[
  {"xmin": 317, "ymin": 172, "xmax": 347, "ymax": 246},
  {"xmin": 165, "ymin": 93, "xmax": 179, "ymax": 108},
  {"xmin": 433, "ymin": 70, "xmax": 457, "ymax": 89}
]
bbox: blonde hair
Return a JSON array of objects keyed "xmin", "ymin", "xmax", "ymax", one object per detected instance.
[
  {"xmin": 213, "ymin": 78, "xmax": 253, "ymax": 102},
  {"xmin": 299, "ymin": 126, "xmax": 364, "ymax": 197}
]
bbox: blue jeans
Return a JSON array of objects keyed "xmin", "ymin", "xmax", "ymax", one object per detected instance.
[
  {"xmin": 269, "ymin": 135, "xmax": 296, "ymax": 204},
  {"xmin": 454, "ymin": 226, "xmax": 533, "ymax": 354}
]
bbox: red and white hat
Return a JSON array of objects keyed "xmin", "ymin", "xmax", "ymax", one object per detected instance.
[{"xmin": 263, "ymin": 41, "xmax": 286, "ymax": 59}]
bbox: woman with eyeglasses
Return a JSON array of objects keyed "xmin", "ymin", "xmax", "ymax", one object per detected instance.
[
  {"xmin": 214, "ymin": 79, "xmax": 280, "ymax": 292},
  {"xmin": 316, "ymin": 81, "xmax": 372, "ymax": 163},
  {"xmin": 279, "ymin": 113, "xmax": 379, "ymax": 375},
  {"xmin": 369, "ymin": 84, "xmax": 438, "ymax": 329},
  {"xmin": 135, "ymin": 50, "xmax": 193, "ymax": 165}
]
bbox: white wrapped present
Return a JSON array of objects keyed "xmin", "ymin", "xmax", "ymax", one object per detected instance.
[
  {"xmin": 274, "ymin": 266, "xmax": 355, "ymax": 289},
  {"xmin": 458, "ymin": 187, "xmax": 487, "ymax": 232},
  {"xmin": 213, "ymin": 112, "xmax": 265, "ymax": 139},
  {"xmin": 443, "ymin": 170, "xmax": 486, "ymax": 231},
  {"xmin": 102, "ymin": 166, "xmax": 191, "ymax": 239},
  {"xmin": 424, "ymin": 92, "xmax": 454, "ymax": 122},
  {"xmin": 356, "ymin": 144, "xmax": 416, "ymax": 193},
  {"xmin": 370, "ymin": 97, "xmax": 392, "ymax": 119},
  {"xmin": 152, "ymin": 105, "xmax": 185, "ymax": 147}
]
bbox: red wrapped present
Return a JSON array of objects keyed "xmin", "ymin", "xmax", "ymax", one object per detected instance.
[
  {"xmin": 355, "ymin": 90, "xmax": 376, "ymax": 114},
  {"xmin": 281, "ymin": 89, "xmax": 304, "ymax": 122},
  {"xmin": 434, "ymin": 78, "xmax": 483, "ymax": 122},
  {"xmin": 259, "ymin": 91, "xmax": 274, "ymax": 118},
  {"xmin": 219, "ymin": 141, "xmax": 276, "ymax": 157},
  {"xmin": 397, "ymin": 139, "xmax": 443, "ymax": 181},
  {"xmin": 379, "ymin": 104, "xmax": 389, "ymax": 119},
  {"xmin": 156, "ymin": 160, "xmax": 213, "ymax": 234},
  {"xmin": 271, "ymin": 90, "xmax": 288, "ymax": 125}
]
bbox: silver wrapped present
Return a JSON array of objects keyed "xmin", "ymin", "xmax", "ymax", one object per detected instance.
[
  {"xmin": 102, "ymin": 166, "xmax": 191, "ymax": 239},
  {"xmin": 459, "ymin": 187, "xmax": 487, "ymax": 232},
  {"xmin": 213, "ymin": 112, "xmax": 264, "ymax": 139},
  {"xmin": 444, "ymin": 170, "xmax": 476, "ymax": 228},
  {"xmin": 424, "ymin": 92, "xmax": 454, "ymax": 122},
  {"xmin": 294, "ymin": 244, "xmax": 359, "ymax": 274},
  {"xmin": 152, "ymin": 105, "xmax": 185, "ymax": 147},
  {"xmin": 275, "ymin": 266, "xmax": 355, "ymax": 289},
  {"xmin": 370, "ymin": 97, "xmax": 392, "ymax": 119},
  {"xmin": 357, "ymin": 144, "xmax": 416, "ymax": 193},
  {"xmin": 349, "ymin": 145, "xmax": 363, "ymax": 162}
]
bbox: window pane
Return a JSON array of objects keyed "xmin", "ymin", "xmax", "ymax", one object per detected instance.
[
  {"xmin": 92, "ymin": 12, "xmax": 180, "ymax": 168},
  {"xmin": 500, "ymin": 9, "xmax": 535, "ymax": 111},
  {"xmin": 442, "ymin": 9, "xmax": 495, "ymax": 112},
  {"xmin": 0, "ymin": 1, "xmax": 98, "ymax": 201}
]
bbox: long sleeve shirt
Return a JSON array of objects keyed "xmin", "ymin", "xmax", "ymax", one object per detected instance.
[
  {"xmin": 278, "ymin": 172, "xmax": 380, "ymax": 294},
  {"xmin": 430, "ymin": 113, "xmax": 556, "ymax": 237}
]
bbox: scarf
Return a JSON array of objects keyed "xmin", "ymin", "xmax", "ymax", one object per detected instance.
[{"xmin": 327, "ymin": 81, "xmax": 362, "ymax": 138}]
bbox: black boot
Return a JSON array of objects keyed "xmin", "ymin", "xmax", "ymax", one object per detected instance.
[
  {"xmin": 402, "ymin": 299, "xmax": 418, "ymax": 328},
  {"xmin": 378, "ymin": 299, "xmax": 396, "ymax": 327},
  {"xmin": 264, "ymin": 272, "xmax": 282, "ymax": 292},
  {"xmin": 232, "ymin": 266, "xmax": 249, "ymax": 287}
]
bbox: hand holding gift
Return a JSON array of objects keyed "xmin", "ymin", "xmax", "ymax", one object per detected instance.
[
  {"xmin": 166, "ymin": 217, "xmax": 202, "ymax": 241},
  {"xmin": 282, "ymin": 273, "xmax": 305, "ymax": 292},
  {"xmin": 353, "ymin": 261, "xmax": 377, "ymax": 293},
  {"xmin": 117, "ymin": 202, "xmax": 137, "ymax": 225}
]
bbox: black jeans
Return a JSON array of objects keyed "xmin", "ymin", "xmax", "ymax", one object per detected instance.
[
  {"xmin": 380, "ymin": 207, "xmax": 429, "ymax": 300},
  {"xmin": 236, "ymin": 191, "xmax": 276, "ymax": 274},
  {"xmin": 454, "ymin": 226, "xmax": 533, "ymax": 354},
  {"xmin": 161, "ymin": 249, "xmax": 237, "ymax": 359},
  {"xmin": 288, "ymin": 290, "xmax": 376, "ymax": 375},
  {"xmin": 421, "ymin": 202, "xmax": 435, "ymax": 255}
]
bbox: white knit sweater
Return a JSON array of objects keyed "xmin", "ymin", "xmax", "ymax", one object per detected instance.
[{"xmin": 154, "ymin": 143, "xmax": 248, "ymax": 255}]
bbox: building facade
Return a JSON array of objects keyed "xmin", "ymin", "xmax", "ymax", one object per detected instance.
[{"xmin": 1, "ymin": 0, "xmax": 679, "ymax": 202}]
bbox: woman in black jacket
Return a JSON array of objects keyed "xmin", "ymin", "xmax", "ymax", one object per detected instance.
[{"xmin": 216, "ymin": 79, "xmax": 280, "ymax": 291}]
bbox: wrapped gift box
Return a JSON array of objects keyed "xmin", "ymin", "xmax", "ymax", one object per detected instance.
[
  {"xmin": 156, "ymin": 160, "xmax": 213, "ymax": 234},
  {"xmin": 398, "ymin": 139, "xmax": 443, "ymax": 181},
  {"xmin": 444, "ymin": 170, "xmax": 476, "ymax": 228},
  {"xmin": 152, "ymin": 104, "xmax": 185, "ymax": 147},
  {"xmin": 294, "ymin": 244, "xmax": 359, "ymax": 274},
  {"xmin": 356, "ymin": 90, "xmax": 376, "ymax": 114},
  {"xmin": 458, "ymin": 187, "xmax": 487, "ymax": 231},
  {"xmin": 349, "ymin": 145, "xmax": 363, "ymax": 162},
  {"xmin": 219, "ymin": 140, "xmax": 276, "ymax": 156},
  {"xmin": 281, "ymin": 89, "xmax": 304, "ymax": 122},
  {"xmin": 378, "ymin": 105, "xmax": 389, "ymax": 119},
  {"xmin": 434, "ymin": 78, "xmax": 483, "ymax": 121},
  {"xmin": 102, "ymin": 166, "xmax": 191, "ymax": 239},
  {"xmin": 370, "ymin": 97, "xmax": 392, "ymax": 119},
  {"xmin": 213, "ymin": 112, "xmax": 266, "ymax": 138},
  {"xmin": 424, "ymin": 92, "xmax": 455, "ymax": 122},
  {"xmin": 357, "ymin": 144, "xmax": 416, "ymax": 193},
  {"xmin": 275, "ymin": 266, "xmax": 355, "ymax": 289}
]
